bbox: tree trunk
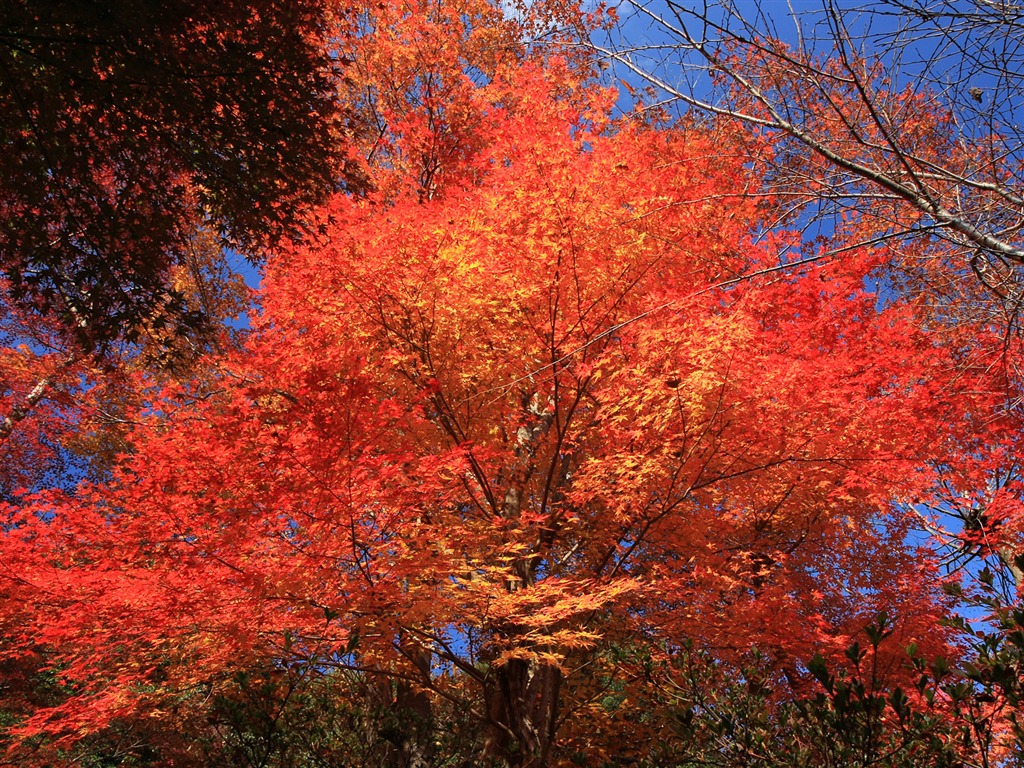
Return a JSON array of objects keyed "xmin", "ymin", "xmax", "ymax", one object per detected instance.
[{"xmin": 486, "ymin": 658, "xmax": 561, "ymax": 767}]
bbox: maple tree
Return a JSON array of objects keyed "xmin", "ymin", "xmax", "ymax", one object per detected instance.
[
  {"xmin": 1, "ymin": 53, "xmax": 999, "ymax": 765},
  {"xmin": 2, "ymin": 0, "xmax": 1023, "ymax": 765}
]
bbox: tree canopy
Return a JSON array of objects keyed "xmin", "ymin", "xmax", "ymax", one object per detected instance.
[{"xmin": 1, "ymin": 2, "xmax": 1023, "ymax": 767}]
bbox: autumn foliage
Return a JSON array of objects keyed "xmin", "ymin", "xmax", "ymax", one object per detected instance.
[{"xmin": 1, "ymin": 2, "xmax": 1023, "ymax": 767}]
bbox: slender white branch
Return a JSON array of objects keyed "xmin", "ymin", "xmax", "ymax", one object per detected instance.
[{"xmin": 0, "ymin": 353, "xmax": 77, "ymax": 442}]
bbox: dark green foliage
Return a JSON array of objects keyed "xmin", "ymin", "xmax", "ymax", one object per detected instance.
[{"xmin": 605, "ymin": 612, "xmax": 1020, "ymax": 768}]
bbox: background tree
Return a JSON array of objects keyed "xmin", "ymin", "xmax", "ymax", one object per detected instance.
[
  {"xmin": 598, "ymin": 0, "xmax": 1024, "ymax": 304},
  {"xmin": 596, "ymin": 0, "xmax": 1024, "ymax": 593},
  {"xmin": 0, "ymin": 0, "xmax": 362, "ymax": 351},
  {"xmin": 0, "ymin": 225, "xmax": 250, "ymax": 501},
  {"xmin": 616, "ymin": 618, "xmax": 1003, "ymax": 767}
]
